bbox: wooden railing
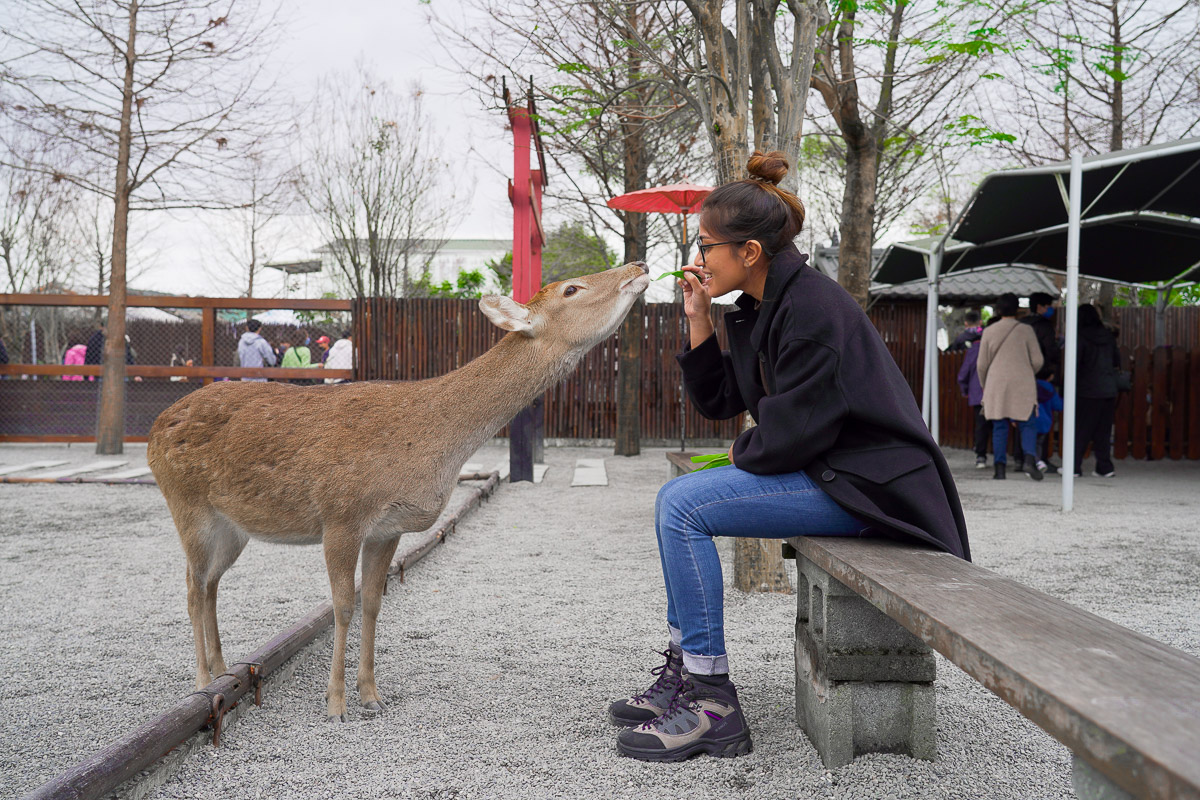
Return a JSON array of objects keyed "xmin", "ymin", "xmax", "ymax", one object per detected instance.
[{"xmin": 1, "ymin": 293, "xmax": 353, "ymax": 442}]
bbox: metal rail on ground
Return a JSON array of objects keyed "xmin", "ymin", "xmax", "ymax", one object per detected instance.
[{"xmin": 22, "ymin": 471, "xmax": 501, "ymax": 800}]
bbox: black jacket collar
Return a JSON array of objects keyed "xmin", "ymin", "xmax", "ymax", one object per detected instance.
[{"xmin": 729, "ymin": 245, "xmax": 809, "ymax": 352}]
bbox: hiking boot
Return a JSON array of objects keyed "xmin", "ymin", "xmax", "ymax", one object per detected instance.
[
  {"xmin": 993, "ymin": 462, "xmax": 1006, "ymax": 480},
  {"xmin": 975, "ymin": 455, "xmax": 987, "ymax": 469},
  {"xmin": 608, "ymin": 647, "xmax": 686, "ymax": 727},
  {"xmin": 1025, "ymin": 454, "xmax": 1043, "ymax": 481},
  {"xmin": 616, "ymin": 677, "xmax": 753, "ymax": 762},
  {"xmin": 1013, "ymin": 458, "xmax": 1025, "ymax": 473},
  {"xmin": 1093, "ymin": 468, "xmax": 1115, "ymax": 478},
  {"xmin": 1043, "ymin": 461, "xmax": 1060, "ymax": 475}
]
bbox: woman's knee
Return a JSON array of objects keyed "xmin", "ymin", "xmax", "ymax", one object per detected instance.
[{"xmin": 656, "ymin": 477, "xmax": 702, "ymax": 533}]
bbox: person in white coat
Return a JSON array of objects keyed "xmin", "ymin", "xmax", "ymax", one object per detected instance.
[
  {"xmin": 977, "ymin": 293, "xmax": 1044, "ymax": 481},
  {"xmin": 323, "ymin": 330, "xmax": 353, "ymax": 384}
]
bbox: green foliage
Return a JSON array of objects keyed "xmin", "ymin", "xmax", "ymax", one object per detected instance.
[
  {"xmin": 1112, "ymin": 285, "xmax": 1200, "ymax": 307},
  {"xmin": 486, "ymin": 252, "xmax": 513, "ymax": 295},
  {"xmin": 945, "ymin": 114, "xmax": 1017, "ymax": 145},
  {"xmin": 542, "ymin": 221, "xmax": 618, "ymax": 283},
  {"xmin": 412, "ymin": 268, "xmax": 488, "ymax": 299}
]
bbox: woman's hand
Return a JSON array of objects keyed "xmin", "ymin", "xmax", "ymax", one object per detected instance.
[
  {"xmin": 679, "ymin": 267, "xmax": 711, "ymax": 321},
  {"xmin": 727, "ymin": 441, "xmax": 735, "ymax": 467},
  {"xmin": 681, "ymin": 267, "xmax": 715, "ymax": 348}
]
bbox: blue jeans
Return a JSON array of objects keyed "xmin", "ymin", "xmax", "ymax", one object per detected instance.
[
  {"xmin": 654, "ymin": 465, "xmax": 873, "ymax": 676},
  {"xmin": 991, "ymin": 417, "xmax": 1037, "ymax": 464}
]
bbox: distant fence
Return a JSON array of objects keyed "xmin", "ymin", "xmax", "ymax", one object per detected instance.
[
  {"xmin": 938, "ymin": 346, "xmax": 1200, "ymax": 460},
  {"xmin": 0, "ymin": 294, "xmax": 352, "ymax": 442}
]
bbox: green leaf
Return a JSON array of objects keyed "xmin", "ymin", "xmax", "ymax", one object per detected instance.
[
  {"xmin": 655, "ymin": 270, "xmax": 687, "ymax": 281},
  {"xmin": 691, "ymin": 454, "xmax": 732, "ymax": 470}
]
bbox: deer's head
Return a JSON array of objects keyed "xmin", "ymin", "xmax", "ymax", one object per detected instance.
[{"xmin": 479, "ymin": 262, "xmax": 649, "ymax": 351}]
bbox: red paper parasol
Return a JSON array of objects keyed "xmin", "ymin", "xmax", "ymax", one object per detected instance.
[
  {"xmin": 607, "ymin": 183, "xmax": 713, "ymax": 264},
  {"xmin": 605, "ymin": 182, "xmax": 712, "ymax": 215}
]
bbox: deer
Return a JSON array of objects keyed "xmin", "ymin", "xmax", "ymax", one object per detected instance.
[{"xmin": 148, "ymin": 262, "xmax": 649, "ymax": 720}]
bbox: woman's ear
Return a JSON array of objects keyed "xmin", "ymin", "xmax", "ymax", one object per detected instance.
[{"xmin": 742, "ymin": 239, "xmax": 764, "ymax": 266}]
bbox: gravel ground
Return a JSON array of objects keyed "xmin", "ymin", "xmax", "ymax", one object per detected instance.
[{"xmin": 3, "ymin": 443, "xmax": 1198, "ymax": 800}]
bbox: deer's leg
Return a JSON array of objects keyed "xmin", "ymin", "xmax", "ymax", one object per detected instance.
[
  {"xmin": 358, "ymin": 536, "xmax": 401, "ymax": 712},
  {"xmin": 202, "ymin": 531, "xmax": 248, "ymax": 678},
  {"xmin": 323, "ymin": 533, "xmax": 361, "ymax": 721},
  {"xmin": 185, "ymin": 563, "xmax": 212, "ymax": 689}
]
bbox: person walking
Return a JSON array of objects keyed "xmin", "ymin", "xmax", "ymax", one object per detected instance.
[
  {"xmin": 977, "ymin": 293, "xmax": 1044, "ymax": 481},
  {"xmin": 1074, "ymin": 303, "xmax": 1120, "ymax": 478},
  {"xmin": 948, "ymin": 310, "xmax": 983, "ymax": 352},
  {"xmin": 1022, "ymin": 291, "xmax": 1062, "ymax": 471},
  {"xmin": 237, "ymin": 319, "xmax": 276, "ymax": 381},
  {"xmin": 956, "ymin": 318, "xmax": 994, "ymax": 468},
  {"xmin": 608, "ymin": 150, "xmax": 970, "ymax": 763},
  {"xmin": 323, "ymin": 330, "xmax": 353, "ymax": 384}
]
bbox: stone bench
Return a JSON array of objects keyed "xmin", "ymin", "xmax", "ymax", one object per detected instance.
[{"xmin": 665, "ymin": 451, "xmax": 1200, "ymax": 799}]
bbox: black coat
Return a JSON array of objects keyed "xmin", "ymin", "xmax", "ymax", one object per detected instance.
[
  {"xmin": 1022, "ymin": 314, "xmax": 1060, "ymax": 381},
  {"xmin": 676, "ymin": 247, "xmax": 971, "ymax": 561},
  {"xmin": 1076, "ymin": 325, "xmax": 1119, "ymax": 399}
]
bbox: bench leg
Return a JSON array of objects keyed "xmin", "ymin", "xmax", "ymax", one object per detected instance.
[
  {"xmin": 793, "ymin": 551, "xmax": 937, "ymax": 768},
  {"xmin": 1072, "ymin": 758, "xmax": 1134, "ymax": 800}
]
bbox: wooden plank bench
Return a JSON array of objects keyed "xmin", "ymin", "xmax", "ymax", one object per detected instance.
[{"xmin": 665, "ymin": 451, "xmax": 1200, "ymax": 800}]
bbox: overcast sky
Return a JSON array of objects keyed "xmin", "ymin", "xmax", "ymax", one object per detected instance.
[{"xmin": 140, "ymin": 0, "xmax": 515, "ymax": 297}]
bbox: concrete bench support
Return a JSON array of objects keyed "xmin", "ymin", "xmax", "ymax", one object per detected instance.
[{"xmin": 794, "ymin": 552, "xmax": 936, "ymax": 768}]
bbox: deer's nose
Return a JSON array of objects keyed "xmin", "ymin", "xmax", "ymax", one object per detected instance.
[{"xmin": 631, "ymin": 261, "xmax": 649, "ymax": 274}]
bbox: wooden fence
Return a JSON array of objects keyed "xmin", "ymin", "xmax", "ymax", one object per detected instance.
[
  {"xmin": 0, "ymin": 294, "xmax": 352, "ymax": 442},
  {"xmin": 5, "ymin": 290, "xmax": 1198, "ymax": 456},
  {"xmin": 938, "ymin": 346, "xmax": 1200, "ymax": 460}
]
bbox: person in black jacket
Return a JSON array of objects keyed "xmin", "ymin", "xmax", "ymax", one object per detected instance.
[
  {"xmin": 1020, "ymin": 291, "xmax": 1062, "ymax": 472},
  {"xmin": 1074, "ymin": 303, "xmax": 1120, "ymax": 477},
  {"xmin": 609, "ymin": 151, "xmax": 970, "ymax": 764}
]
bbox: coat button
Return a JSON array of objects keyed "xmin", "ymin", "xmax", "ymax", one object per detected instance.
[{"xmin": 821, "ymin": 469, "xmax": 836, "ymax": 482}]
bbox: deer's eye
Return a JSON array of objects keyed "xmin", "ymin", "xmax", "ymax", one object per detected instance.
[{"xmin": 564, "ymin": 286, "xmax": 579, "ymax": 297}]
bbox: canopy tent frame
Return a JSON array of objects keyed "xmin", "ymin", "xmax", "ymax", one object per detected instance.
[{"xmin": 880, "ymin": 137, "xmax": 1200, "ymax": 512}]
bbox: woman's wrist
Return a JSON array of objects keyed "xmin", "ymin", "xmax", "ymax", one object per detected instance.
[{"xmin": 688, "ymin": 318, "xmax": 715, "ymax": 349}]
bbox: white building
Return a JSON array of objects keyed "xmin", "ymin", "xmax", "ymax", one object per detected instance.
[{"xmin": 307, "ymin": 238, "xmax": 511, "ymax": 296}]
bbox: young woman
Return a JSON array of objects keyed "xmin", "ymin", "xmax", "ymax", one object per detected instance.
[{"xmin": 609, "ymin": 151, "xmax": 971, "ymax": 762}]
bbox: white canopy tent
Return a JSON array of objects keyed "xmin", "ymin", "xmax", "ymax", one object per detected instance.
[{"xmin": 874, "ymin": 137, "xmax": 1200, "ymax": 511}]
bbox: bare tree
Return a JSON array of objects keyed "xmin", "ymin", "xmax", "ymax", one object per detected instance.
[
  {"xmin": 0, "ymin": 0, "xmax": 283, "ymax": 453},
  {"xmin": 207, "ymin": 141, "xmax": 298, "ymax": 297},
  {"xmin": 299, "ymin": 69, "xmax": 459, "ymax": 299}
]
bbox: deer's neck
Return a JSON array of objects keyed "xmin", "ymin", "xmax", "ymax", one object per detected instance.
[{"xmin": 417, "ymin": 333, "xmax": 582, "ymax": 457}]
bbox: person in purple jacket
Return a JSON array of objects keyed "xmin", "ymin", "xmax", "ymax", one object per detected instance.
[
  {"xmin": 956, "ymin": 317, "xmax": 998, "ymax": 468},
  {"xmin": 608, "ymin": 151, "xmax": 970, "ymax": 764}
]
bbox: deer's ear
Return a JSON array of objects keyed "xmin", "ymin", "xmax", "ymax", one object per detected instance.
[{"xmin": 479, "ymin": 296, "xmax": 534, "ymax": 335}]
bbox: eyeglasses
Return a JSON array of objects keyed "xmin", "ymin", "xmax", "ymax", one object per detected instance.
[{"xmin": 696, "ymin": 240, "xmax": 743, "ymax": 264}]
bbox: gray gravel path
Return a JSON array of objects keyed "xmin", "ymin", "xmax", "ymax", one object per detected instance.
[{"xmin": 3, "ymin": 444, "xmax": 1198, "ymax": 799}]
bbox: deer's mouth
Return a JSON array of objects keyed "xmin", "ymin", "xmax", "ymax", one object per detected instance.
[{"xmin": 619, "ymin": 273, "xmax": 650, "ymax": 294}]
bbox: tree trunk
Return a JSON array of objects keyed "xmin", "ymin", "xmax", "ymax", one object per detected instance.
[
  {"xmin": 837, "ymin": 134, "xmax": 878, "ymax": 308},
  {"xmin": 96, "ymin": 0, "xmax": 137, "ymax": 456},
  {"xmin": 614, "ymin": 205, "xmax": 646, "ymax": 457},
  {"xmin": 615, "ymin": 15, "xmax": 648, "ymax": 458}
]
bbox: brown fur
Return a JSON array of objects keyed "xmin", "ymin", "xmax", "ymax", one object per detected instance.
[{"xmin": 148, "ymin": 263, "xmax": 649, "ymax": 718}]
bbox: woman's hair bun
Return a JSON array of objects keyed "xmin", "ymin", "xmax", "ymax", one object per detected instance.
[{"xmin": 747, "ymin": 150, "xmax": 788, "ymax": 185}]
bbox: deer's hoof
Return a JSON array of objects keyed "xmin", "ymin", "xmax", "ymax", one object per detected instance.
[
  {"xmin": 327, "ymin": 713, "xmax": 347, "ymax": 723},
  {"xmin": 363, "ymin": 699, "xmax": 387, "ymax": 713}
]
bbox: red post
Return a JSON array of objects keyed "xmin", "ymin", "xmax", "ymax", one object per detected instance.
[{"xmin": 510, "ymin": 107, "xmax": 534, "ymax": 304}]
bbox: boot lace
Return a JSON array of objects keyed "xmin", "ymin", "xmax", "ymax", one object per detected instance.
[
  {"xmin": 640, "ymin": 675, "xmax": 699, "ymax": 731},
  {"xmin": 631, "ymin": 648, "xmax": 683, "ymax": 703}
]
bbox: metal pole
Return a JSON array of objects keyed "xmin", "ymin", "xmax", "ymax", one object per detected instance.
[
  {"xmin": 929, "ymin": 249, "xmax": 942, "ymax": 443},
  {"xmin": 1062, "ymin": 152, "xmax": 1083, "ymax": 513},
  {"xmin": 921, "ymin": 254, "xmax": 933, "ymax": 426}
]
